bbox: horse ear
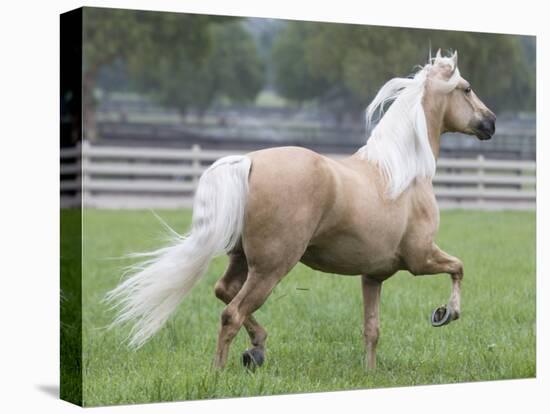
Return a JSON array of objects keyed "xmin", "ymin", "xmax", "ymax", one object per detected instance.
[
  {"xmin": 435, "ymin": 48, "xmax": 442, "ymax": 60},
  {"xmin": 451, "ymin": 50, "xmax": 458, "ymax": 70}
]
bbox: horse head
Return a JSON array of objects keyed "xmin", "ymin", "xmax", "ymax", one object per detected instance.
[{"xmin": 426, "ymin": 50, "xmax": 496, "ymax": 141}]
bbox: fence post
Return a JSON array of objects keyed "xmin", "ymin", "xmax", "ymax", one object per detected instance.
[{"xmin": 477, "ymin": 154, "xmax": 485, "ymax": 207}]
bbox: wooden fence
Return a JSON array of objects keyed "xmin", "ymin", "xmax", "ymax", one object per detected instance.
[{"xmin": 60, "ymin": 141, "xmax": 536, "ymax": 210}]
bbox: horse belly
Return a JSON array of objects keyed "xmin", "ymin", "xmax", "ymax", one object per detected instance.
[{"xmin": 300, "ymin": 236, "xmax": 401, "ymax": 277}]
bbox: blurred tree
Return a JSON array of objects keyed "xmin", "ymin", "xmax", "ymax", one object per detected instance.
[
  {"xmin": 83, "ymin": 8, "xmax": 142, "ymax": 139},
  {"xmin": 82, "ymin": 8, "xmax": 226, "ymax": 138},
  {"xmin": 207, "ymin": 22, "xmax": 264, "ymax": 109},
  {"xmin": 272, "ymin": 21, "xmax": 535, "ymax": 119},
  {"xmin": 420, "ymin": 30, "xmax": 535, "ymax": 113},
  {"xmin": 244, "ymin": 18, "xmax": 287, "ymax": 89},
  {"xmin": 130, "ymin": 21, "xmax": 264, "ymax": 118},
  {"xmin": 272, "ymin": 23, "xmax": 330, "ymax": 103}
]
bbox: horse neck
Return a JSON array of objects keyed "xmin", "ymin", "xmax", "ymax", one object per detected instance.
[{"xmin": 422, "ymin": 93, "xmax": 446, "ymax": 159}]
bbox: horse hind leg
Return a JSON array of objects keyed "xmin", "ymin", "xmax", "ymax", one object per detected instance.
[
  {"xmin": 213, "ymin": 266, "xmax": 285, "ymax": 370},
  {"xmin": 214, "ymin": 253, "xmax": 268, "ymax": 368}
]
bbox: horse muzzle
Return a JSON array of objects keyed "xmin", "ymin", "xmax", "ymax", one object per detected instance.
[{"xmin": 474, "ymin": 115, "xmax": 496, "ymax": 140}]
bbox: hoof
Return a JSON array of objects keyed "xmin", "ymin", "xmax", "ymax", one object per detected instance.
[
  {"xmin": 431, "ymin": 305, "xmax": 452, "ymax": 327},
  {"xmin": 242, "ymin": 347, "xmax": 264, "ymax": 370}
]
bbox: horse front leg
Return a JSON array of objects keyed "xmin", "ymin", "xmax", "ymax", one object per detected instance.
[
  {"xmin": 409, "ymin": 244, "xmax": 463, "ymax": 326},
  {"xmin": 361, "ymin": 275, "xmax": 382, "ymax": 370}
]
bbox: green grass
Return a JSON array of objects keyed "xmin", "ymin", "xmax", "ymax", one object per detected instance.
[{"xmin": 80, "ymin": 209, "xmax": 536, "ymax": 406}]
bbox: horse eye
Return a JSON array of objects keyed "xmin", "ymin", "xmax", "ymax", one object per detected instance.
[{"xmin": 464, "ymin": 86, "xmax": 472, "ymax": 94}]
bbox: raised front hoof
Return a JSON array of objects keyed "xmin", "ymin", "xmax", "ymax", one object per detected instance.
[
  {"xmin": 242, "ymin": 347, "xmax": 265, "ymax": 370},
  {"xmin": 431, "ymin": 305, "xmax": 452, "ymax": 327}
]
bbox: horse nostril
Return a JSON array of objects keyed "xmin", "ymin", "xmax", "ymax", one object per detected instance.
[
  {"xmin": 487, "ymin": 119, "xmax": 495, "ymax": 135},
  {"xmin": 482, "ymin": 118, "xmax": 495, "ymax": 135}
]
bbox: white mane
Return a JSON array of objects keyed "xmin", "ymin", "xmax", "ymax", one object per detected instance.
[{"xmin": 359, "ymin": 54, "xmax": 461, "ymax": 199}]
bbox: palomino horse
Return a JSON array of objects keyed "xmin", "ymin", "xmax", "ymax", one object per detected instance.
[{"xmin": 107, "ymin": 50, "xmax": 496, "ymax": 370}]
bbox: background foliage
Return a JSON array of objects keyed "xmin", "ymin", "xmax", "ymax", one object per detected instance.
[
  {"xmin": 272, "ymin": 23, "xmax": 535, "ymax": 117},
  {"xmin": 84, "ymin": 8, "xmax": 535, "ymax": 123}
]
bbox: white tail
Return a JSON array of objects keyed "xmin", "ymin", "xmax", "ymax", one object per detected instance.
[{"xmin": 105, "ymin": 155, "xmax": 252, "ymax": 348}]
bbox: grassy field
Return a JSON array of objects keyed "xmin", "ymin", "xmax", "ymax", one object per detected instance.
[{"xmin": 80, "ymin": 209, "xmax": 536, "ymax": 406}]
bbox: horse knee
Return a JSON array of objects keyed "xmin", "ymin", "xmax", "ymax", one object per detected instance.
[{"xmin": 452, "ymin": 261, "xmax": 464, "ymax": 280}]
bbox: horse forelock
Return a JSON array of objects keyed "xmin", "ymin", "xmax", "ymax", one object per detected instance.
[{"xmin": 429, "ymin": 54, "xmax": 461, "ymax": 92}]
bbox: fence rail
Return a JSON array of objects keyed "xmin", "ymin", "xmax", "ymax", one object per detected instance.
[{"xmin": 60, "ymin": 142, "xmax": 536, "ymax": 210}]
